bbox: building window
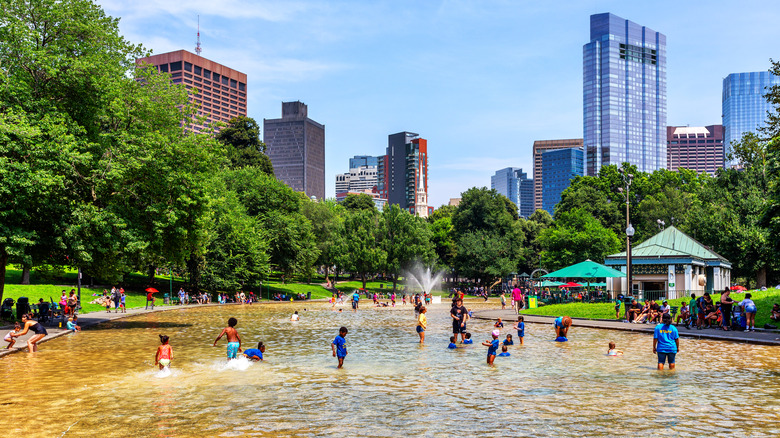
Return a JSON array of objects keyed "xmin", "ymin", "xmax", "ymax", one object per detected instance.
[
  {"xmin": 239, "ymin": 82, "xmax": 246, "ymax": 91},
  {"xmin": 194, "ymin": 66, "xmax": 202, "ymax": 75},
  {"xmin": 184, "ymin": 73, "xmax": 192, "ymax": 79},
  {"xmin": 230, "ymin": 79, "xmax": 237, "ymax": 88},
  {"xmin": 221, "ymin": 76, "xmax": 228, "ymax": 85},
  {"xmin": 203, "ymin": 69, "xmax": 211, "ymax": 78},
  {"xmin": 184, "ymin": 62, "xmax": 192, "ymax": 72},
  {"xmin": 170, "ymin": 61, "xmax": 182, "ymax": 71},
  {"xmin": 171, "ymin": 72, "xmax": 182, "ymax": 78},
  {"xmin": 159, "ymin": 64, "xmax": 169, "ymax": 73},
  {"xmin": 213, "ymin": 73, "xmax": 220, "ymax": 82}
]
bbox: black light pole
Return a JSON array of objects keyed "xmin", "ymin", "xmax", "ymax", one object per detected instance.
[{"xmin": 618, "ymin": 168, "xmax": 634, "ymax": 297}]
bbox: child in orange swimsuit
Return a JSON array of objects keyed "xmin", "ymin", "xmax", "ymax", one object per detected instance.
[{"xmin": 155, "ymin": 334, "xmax": 173, "ymax": 369}]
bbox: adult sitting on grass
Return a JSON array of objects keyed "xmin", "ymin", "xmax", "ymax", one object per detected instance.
[
  {"xmin": 12, "ymin": 313, "xmax": 48, "ymax": 352},
  {"xmin": 771, "ymin": 303, "xmax": 780, "ymax": 322}
]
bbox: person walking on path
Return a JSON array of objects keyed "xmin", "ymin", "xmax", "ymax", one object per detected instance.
[
  {"xmin": 720, "ymin": 288, "xmax": 734, "ymax": 331},
  {"xmin": 512, "ymin": 287, "xmax": 524, "ymax": 314},
  {"xmin": 12, "ymin": 314, "xmax": 48, "ymax": 352}
]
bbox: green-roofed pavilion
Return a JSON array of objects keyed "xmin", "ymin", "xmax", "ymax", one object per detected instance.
[{"xmin": 604, "ymin": 226, "xmax": 731, "ymax": 299}]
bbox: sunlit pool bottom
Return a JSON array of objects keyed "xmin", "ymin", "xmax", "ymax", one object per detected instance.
[{"xmin": 2, "ymin": 300, "xmax": 779, "ymax": 437}]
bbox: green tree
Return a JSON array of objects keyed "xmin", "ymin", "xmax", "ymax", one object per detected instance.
[
  {"xmin": 343, "ymin": 209, "xmax": 385, "ymax": 289},
  {"xmin": 342, "ymin": 193, "xmax": 377, "ymax": 211},
  {"xmin": 300, "ymin": 199, "xmax": 344, "ymax": 283},
  {"xmin": 429, "ymin": 215, "xmax": 456, "ymax": 271},
  {"xmin": 516, "ymin": 209, "xmax": 553, "ymax": 274},
  {"xmin": 216, "ymin": 116, "xmax": 274, "ymax": 174},
  {"xmin": 536, "ymin": 208, "xmax": 622, "ymax": 271},
  {"xmin": 451, "ymin": 188, "xmax": 524, "ymax": 284},
  {"xmin": 381, "ymin": 205, "xmax": 434, "ymax": 290}
]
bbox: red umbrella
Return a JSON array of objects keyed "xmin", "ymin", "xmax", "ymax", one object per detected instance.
[
  {"xmin": 562, "ymin": 282, "xmax": 583, "ymax": 288},
  {"xmin": 145, "ymin": 287, "xmax": 159, "ymax": 293}
]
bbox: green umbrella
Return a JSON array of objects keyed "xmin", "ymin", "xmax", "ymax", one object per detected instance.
[
  {"xmin": 535, "ymin": 280, "xmax": 564, "ymax": 287},
  {"xmin": 518, "ymin": 272, "xmax": 531, "ymax": 278},
  {"xmin": 589, "ymin": 282, "xmax": 607, "ymax": 287},
  {"xmin": 541, "ymin": 260, "xmax": 625, "ymax": 279}
]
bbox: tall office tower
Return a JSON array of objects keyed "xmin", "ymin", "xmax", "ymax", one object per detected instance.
[
  {"xmin": 583, "ymin": 13, "xmax": 667, "ymax": 176},
  {"xmin": 541, "ymin": 148, "xmax": 584, "ymax": 215},
  {"xmin": 335, "ymin": 166, "xmax": 378, "ymax": 194},
  {"xmin": 532, "ymin": 139, "xmax": 583, "ymax": 211},
  {"xmin": 264, "ymin": 102, "xmax": 325, "ymax": 200},
  {"xmin": 377, "ymin": 132, "xmax": 428, "ymax": 213},
  {"xmin": 666, "ymin": 125, "xmax": 724, "ymax": 175},
  {"xmin": 722, "ymin": 71, "xmax": 780, "ymax": 165},
  {"xmin": 349, "ymin": 155, "xmax": 379, "ymax": 169},
  {"xmin": 136, "ymin": 50, "xmax": 247, "ymax": 133},
  {"xmin": 491, "ymin": 168, "xmax": 534, "ymax": 219}
]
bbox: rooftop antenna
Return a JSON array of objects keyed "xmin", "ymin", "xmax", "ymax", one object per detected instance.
[{"xmin": 195, "ymin": 15, "xmax": 202, "ymax": 56}]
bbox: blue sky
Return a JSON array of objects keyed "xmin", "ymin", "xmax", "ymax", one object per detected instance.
[{"xmin": 99, "ymin": 0, "xmax": 780, "ymax": 207}]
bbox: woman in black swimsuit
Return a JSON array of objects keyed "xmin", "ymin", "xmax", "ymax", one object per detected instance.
[{"xmin": 12, "ymin": 313, "xmax": 48, "ymax": 352}]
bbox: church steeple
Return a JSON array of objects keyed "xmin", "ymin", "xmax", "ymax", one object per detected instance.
[{"xmin": 414, "ymin": 161, "xmax": 428, "ymax": 218}]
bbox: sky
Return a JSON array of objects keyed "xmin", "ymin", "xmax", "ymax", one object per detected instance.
[{"xmin": 98, "ymin": 0, "xmax": 780, "ymax": 207}]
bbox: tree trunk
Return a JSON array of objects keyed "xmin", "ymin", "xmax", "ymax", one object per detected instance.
[
  {"xmin": 186, "ymin": 253, "xmax": 201, "ymax": 292},
  {"xmin": 361, "ymin": 273, "xmax": 367, "ymax": 290},
  {"xmin": 392, "ymin": 275, "xmax": 398, "ymax": 291},
  {"xmin": 147, "ymin": 265, "xmax": 156, "ymax": 285},
  {"xmin": 0, "ymin": 252, "xmax": 7, "ymax": 306},
  {"xmin": 21, "ymin": 264, "xmax": 31, "ymax": 285},
  {"xmin": 757, "ymin": 267, "xmax": 767, "ymax": 289},
  {"xmin": 324, "ymin": 266, "xmax": 330, "ymax": 287}
]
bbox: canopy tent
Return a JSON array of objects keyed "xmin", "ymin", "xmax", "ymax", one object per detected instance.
[
  {"xmin": 518, "ymin": 272, "xmax": 531, "ymax": 278},
  {"xmin": 589, "ymin": 282, "xmax": 607, "ymax": 287},
  {"xmin": 535, "ymin": 280, "xmax": 564, "ymax": 287},
  {"xmin": 542, "ymin": 260, "xmax": 626, "ymax": 279}
]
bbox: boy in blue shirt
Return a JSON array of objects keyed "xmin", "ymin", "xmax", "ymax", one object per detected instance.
[
  {"xmin": 653, "ymin": 313, "xmax": 679, "ymax": 370},
  {"xmin": 462, "ymin": 332, "xmax": 473, "ymax": 344},
  {"xmin": 513, "ymin": 316, "xmax": 525, "ymax": 345},
  {"xmin": 481, "ymin": 330, "xmax": 500, "ymax": 365},
  {"xmin": 448, "ymin": 336, "xmax": 458, "ymax": 349},
  {"xmin": 497, "ymin": 345, "xmax": 510, "ymax": 357},
  {"xmin": 332, "ymin": 327, "xmax": 348, "ymax": 368}
]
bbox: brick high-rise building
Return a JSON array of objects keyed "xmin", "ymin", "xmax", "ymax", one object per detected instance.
[
  {"xmin": 136, "ymin": 50, "xmax": 247, "ymax": 132},
  {"xmin": 532, "ymin": 139, "xmax": 583, "ymax": 212},
  {"xmin": 264, "ymin": 102, "xmax": 325, "ymax": 200},
  {"xmin": 666, "ymin": 125, "xmax": 724, "ymax": 175},
  {"xmin": 377, "ymin": 132, "xmax": 428, "ymax": 214}
]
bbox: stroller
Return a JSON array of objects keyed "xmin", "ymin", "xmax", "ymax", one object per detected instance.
[
  {"xmin": 1, "ymin": 298, "xmax": 14, "ymax": 320},
  {"xmin": 730, "ymin": 305, "xmax": 747, "ymax": 331}
]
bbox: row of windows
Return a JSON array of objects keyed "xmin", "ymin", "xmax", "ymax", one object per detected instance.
[{"xmin": 158, "ymin": 61, "xmax": 246, "ymax": 91}]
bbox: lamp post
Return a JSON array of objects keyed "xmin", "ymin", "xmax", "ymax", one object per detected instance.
[{"xmin": 618, "ymin": 168, "xmax": 634, "ymax": 296}]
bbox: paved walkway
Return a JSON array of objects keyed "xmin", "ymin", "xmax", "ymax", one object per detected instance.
[{"xmin": 474, "ymin": 309, "xmax": 780, "ymax": 346}]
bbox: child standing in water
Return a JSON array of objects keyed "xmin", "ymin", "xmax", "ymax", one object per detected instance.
[
  {"xmin": 513, "ymin": 316, "xmax": 525, "ymax": 345},
  {"xmin": 331, "ymin": 327, "xmax": 348, "ymax": 368},
  {"xmin": 155, "ymin": 335, "xmax": 173, "ymax": 370},
  {"xmin": 463, "ymin": 332, "xmax": 473, "ymax": 344},
  {"xmin": 4, "ymin": 322, "xmax": 21, "ymax": 349},
  {"xmin": 416, "ymin": 306, "xmax": 427, "ymax": 344},
  {"xmin": 482, "ymin": 330, "xmax": 500, "ymax": 365},
  {"xmin": 214, "ymin": 317, "xmax": 242, "ymax": 360}
]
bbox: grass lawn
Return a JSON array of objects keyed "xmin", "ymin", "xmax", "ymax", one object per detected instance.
[
  {"xmin": 521, "ymin": 288, "xmax": 780, "ymax": 329},
  {"xmin": 262, "ymin": 281, "xmax": 332, "ymax": 300},
  {"xmin": 1, "ymin": 284, "xmax": 165, "ymax": 317}
]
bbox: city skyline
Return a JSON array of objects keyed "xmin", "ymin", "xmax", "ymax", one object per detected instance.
[{"xmin": 99, "ymin": 0, "xmax": 780, "ymax": 207}]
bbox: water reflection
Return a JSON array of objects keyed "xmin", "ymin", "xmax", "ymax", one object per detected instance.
[{"xmin": 1, "ymin": 300, "xmax": 778, "ymax": 437}]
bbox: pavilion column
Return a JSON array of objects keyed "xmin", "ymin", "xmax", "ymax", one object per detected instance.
[
  {"xmin": 667, "ymin": 265, "xmax": 676, "ymax": 299},
  {"xmin": 620, "ymin": 266, "xmax": 627, "ymax": 293},
  {"xmin": 684, "ymin": 265, "xmax": 692, "ymax": 293},
  {"xmin": 713, "ymin": 267, "xmax": 721, "ymax": 292}
]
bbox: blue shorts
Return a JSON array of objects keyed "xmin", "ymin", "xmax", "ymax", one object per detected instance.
[
  {"xmin": 745, "ymin": 305, "xmax": 756, "ymax": 314},
  {"xmin": 227, "ymin": 342, "xmax": 240, "ymax": 359},
  {"xmin": 517, "ymin": 330, "xmax": 524, "ymax": 338},
  {"xmin": 416, "ymin": 325, "xmax": 424, "ymax": 333},
  {"xmin": 657, "ymin": 352, "xmax": 676, "ymax": 364}
]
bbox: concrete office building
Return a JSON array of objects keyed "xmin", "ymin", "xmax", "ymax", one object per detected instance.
[
  {"xmin": 136, "ymin": 50, "xmax": 247, "ymax": 133},
  {"xmin": 541, "ymin": 148, "xmax": 584, "ymax": 215},
  {"xmin": 532, "ymin": 139, "xmax": 583, "ymax": 211},
  {"xmin": 377, "ymin": 132, "xmax": 428, "ymax": 214},
  {"xmin": 491, "ymin": 167, "xmax": 534, "ymax": 218},
  {"xmin": 264, "ymin": 102, "xmax": 325, "ymax": 200},
  {"xmin": 722, "ymin": 71, "xmax": 780, "ymax": 165},
  {"xmin": 666, "ymin": 125, "xmax": 724, "ymax": 175},
  {"xmin": 583, "ymin": 13, "xmax": 667, "ymax": 175},
  {"xmin": 335, "ymin": 166, "xmax": 378, "ymax": 194}
]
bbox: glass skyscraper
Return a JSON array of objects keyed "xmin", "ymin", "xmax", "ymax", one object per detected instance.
[
  {"xmin": 722, "ymin": 71, "xmax": 780, "ymax": 165},
  {"xmin": 542, "ymin": 148, "xmax": 584, "ymax": 215},
  {"xmin": 583, "ymin": 13, "xmax": 667, "ymax": 176},
  {"xmin": 491, "ymin": 167, "xmax": 534, "ymax": 219}
]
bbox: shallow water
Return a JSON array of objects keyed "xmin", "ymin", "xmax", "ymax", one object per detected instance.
[{"xmin": 2, "ymin": 299, "xmax": 779, "ymax": 437}]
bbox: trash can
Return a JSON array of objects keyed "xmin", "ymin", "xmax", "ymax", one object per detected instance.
[
  {"xmin": 306, "ymin": 292, "xmax": 312, "ymax": 300},
  {"xmin": 164, "ymin": 293, "xmax": 170, "ymax": 305},
  {"xmin": 528, "ymin": 295, "xmax": 538, "ymax": 309},
  {"xmin": 16, "ymin": 297, "xmax": 31, "ymax": 319}
]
